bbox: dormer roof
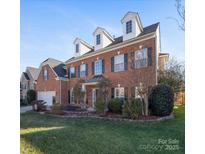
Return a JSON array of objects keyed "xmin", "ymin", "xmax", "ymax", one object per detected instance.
[
  {"xmin": 73, "ymin": 37, "xmax": 93, "ymax": 49},
  {"xmin": 121, "ymin": 11, "xmax": 143, "ymax": 32},
  {"xmin": 93, "ymin": 27, "xmax": 114, "ymax": 42}
]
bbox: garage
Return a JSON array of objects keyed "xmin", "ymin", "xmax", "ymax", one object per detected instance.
[{"xmin": 37, "ymin": 91, "xmax": 56, "ymax": 106}]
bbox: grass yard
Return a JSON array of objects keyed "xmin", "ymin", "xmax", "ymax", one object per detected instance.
[{"xmin": 20, "ymin": 106, "xmax": 185, "ymax": 154}]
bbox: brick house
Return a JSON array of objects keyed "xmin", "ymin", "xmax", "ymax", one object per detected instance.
[
  {"xmin": 35, "ymin": 11, "xmax": 168, "ymax": 108},
  {"xmin": 36, "ymin": 58, "xmax": 68, "ymax": 105}
]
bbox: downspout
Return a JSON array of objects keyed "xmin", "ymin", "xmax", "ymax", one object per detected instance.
[{"xmin": 60, "ymin": 79, "xmax": 62, "ymax": 104}]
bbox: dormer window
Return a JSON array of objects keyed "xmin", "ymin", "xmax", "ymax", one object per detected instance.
[
  {"xmin": 76, "ymin": 44, "xmax": 79, "ymax": 53},
  {"xmin": 126, "ymin": 20, "xmax": 132, "ymax": 34},
  {"xmin": 96, "ymin": 34, "xmax": 101, "ymax": 45}
]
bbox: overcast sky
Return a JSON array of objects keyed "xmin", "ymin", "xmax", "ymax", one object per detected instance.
[{"xmin": 21, "ymin": 0, "xmax": 184, "ymax": 73}]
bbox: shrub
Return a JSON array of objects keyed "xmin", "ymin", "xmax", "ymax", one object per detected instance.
[
  {"xmin": 123, "ymin": 98, "xmax": 143, "ymax": 119},
  {"xmin": 95, "ymin": 100, "xmax": 105, "ymax": 115},
  {"xmin": 108, "ymin": 98, "xmax": 122, "ymax": 113},
  {"xmin": 20, "ymin": 99, "xmax": 27, "ymax": 106},
  {"xmin": 27, "ymin": 90, "xmax": 37, "ymax": 104},
  {"xmin": 51, "ymin": 103, "xmax": 64, "ymax": 115},
  {"xmin": 149, "ymin": 84, "xmax": 174, "ymax": 116}
]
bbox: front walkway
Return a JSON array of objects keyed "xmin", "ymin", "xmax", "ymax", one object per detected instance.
[{"xmin": 20, "ymin": 105, "xmax": 32, "ymax": 113}]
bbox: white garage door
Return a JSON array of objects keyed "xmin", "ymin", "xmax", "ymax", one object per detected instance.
[{"xmin": 37, "ymin": 91, "xmax": 56, "ymax": 106}]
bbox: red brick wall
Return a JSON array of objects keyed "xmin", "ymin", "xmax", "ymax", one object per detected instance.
[
  {"xmin": 66, "ymin": 38, "xmax": 157, "ymax": 106},
  {"xmin": 36, "ymin": 64, "xmax": 68, "ymax": 105}
]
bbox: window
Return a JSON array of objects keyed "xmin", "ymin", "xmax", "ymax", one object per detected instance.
[
  {"xmin": 94, "ymin": 60, "xmax": 102, "ymax": 75},
  {"xmin": 115, "ymin": 87, "xmax": 124, "ymax": 98},
  {"xmin": 43, "ymin": 69, "xmax": 48, "ymax": 80},
  {"xmin": 70, "ymin": 67, "xmax": 75, "ymax": 78},
  {"xmin": 70, "ymin": 88, "xmax": 75, "ymax": 104},
  {"xmin": 80, "ymin": 64, "xmax": 86, "ymax": 77},
  {"xmin": 126, "ymin": 20, "xmax": 132, "ymax": 34},
  {"xmin": 135, "ymin": 48, "xmax": 148, "ymax": 68},
  {"xmin": 76, "ymin": 44, "xmax": 79, "ymax": 53},
  {"xmin": 96, "ymin": 34, "xmax": 101, "ymax": 45},
  {"xmin": 135, "ymin": 87, "xmax": 141, "ymax": 98},
  {"xmin": 114, "ymin": 54, "xmax": 124, "ymax": 72}
]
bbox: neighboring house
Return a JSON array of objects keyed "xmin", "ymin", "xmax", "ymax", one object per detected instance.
[
  {"xmin": 34, "ymin": 11, "xmax": 168, "ymax": 108},
  {"xmin": 36, "ymin": 58, "xmax": 67, "ymax": 106},
  {"xmin": 158, "ymin": 53, "xmax": 169, "ymax": 70},
  {"xmin": 20, "ymin": 67, "xmax": 40, "ymax": 100}
]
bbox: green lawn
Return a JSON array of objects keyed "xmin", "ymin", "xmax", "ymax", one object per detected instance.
[{"xmin": 20, "ymin": 106, "xmax": 185, "ymax": 154}]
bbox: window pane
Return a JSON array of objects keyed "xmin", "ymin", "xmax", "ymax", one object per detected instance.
[
  {"xmin": 80, "ymin": 64, "xmax": 86, "ymax": 77},
  {"xmin": 76, "ymin": 44, "xmax": 79, "ymax": 53},
  {"xmin": 114, "ymin": 54, "xmax": 124, "ymax": 72},
  {"xmin": 126, "ymin": 20, "xmax": 132, "ymax": 34},
  {"xmin": 135, "ymin": 48, "xmax": 148, "ymax": 68},
  {"xmin": 94, "ymin": 60, "xmax": 102, "ymax": 75},
  {"xmin": 96, "ymin": 34, "xmax": 100, "ymax": 45},
  {"xmin": 70, "ymin": 67, "xmax": 75, "ymax": 78}
]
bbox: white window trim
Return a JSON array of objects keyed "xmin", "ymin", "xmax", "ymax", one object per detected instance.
[
  {"xmin": 114, "ymin": 54, "xmax": 124, "ymax": 72},
  {"xmin": 80, "ymin": 64, "xmax": 86, "ymax": 77},
  {"xmin": 134, "ymin": 48, "xmax": 148, "ymax": 69},
  {"xmin": 94, "ymin": 59, "xmax": 102, "ymax": 75},
  {"xmin": 70, "ymin": 67, "xmax": 75, "ymax": 78},
  {"xmin": 114, "ymin": 87, "xmax": 124, "ymax": 98},
  {"xmin": 135, "ymin": 87, "xmax": 141, "ymax": 98},
  {"xmin": 70, "ymin": 88, "xmax": 75, "ymax": 104}
]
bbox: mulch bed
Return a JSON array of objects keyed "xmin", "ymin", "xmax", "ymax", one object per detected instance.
[{"xmin": 41, "ymin": 110, "xmax": 173, "ymax": 122}]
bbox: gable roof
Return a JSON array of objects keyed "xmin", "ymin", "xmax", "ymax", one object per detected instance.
[
  {"xmin": 23, "ymin": 72, "xmax": 30, "ymax": 80},
  {"xmin": 73, "ymin": 38, "xmax": 93, "ymax": 49},
  {"xmin": 121, "ymin": 11, "xmax": 143, "ymax": 31},
  {"xmin": 40, "ymin": 58, "xmax": 63, "ymax": 68},
  {"xmin": 66, "ymin": 22, "xmax": 159, "ymax": 63},
  {"xmin": 26, "ymin": 67, "xmax": 40, "ymax": 81},
  {"xmin": 93, "ymin": 27, "xmax": 114, "ymax": 41}
]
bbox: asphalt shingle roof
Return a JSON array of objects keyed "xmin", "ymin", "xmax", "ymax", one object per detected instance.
[
  {"xmin": 53, "ymin": 63, "xmax": 67, "ymax": 78},
  {"xmin": 23, "ymin": 72, "xmax": 30, "ymax": 80},
  {"xmin": 66, "ymin": 22, "xmax": 159, "ymax": 63}
]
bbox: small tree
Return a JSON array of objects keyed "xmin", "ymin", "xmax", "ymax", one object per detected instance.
[
  {"xmin": 26, "ymin": 90, "xmax": 37, "ymax": 104},
  {"xmin": 73, "ymin": 79, "xmax": 86, "ymax": 108},
  {"xmin": 158, "ymin": 57, "xmax": 185, "ymax": 93},
  {"xmin": 97, "ymin": 77, "xmax": 111, "ymax": 104}
]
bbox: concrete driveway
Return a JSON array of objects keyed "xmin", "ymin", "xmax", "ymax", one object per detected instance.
[{"xmin": 20, "ymin": 106, "xmax": 32, "ymax": 113}]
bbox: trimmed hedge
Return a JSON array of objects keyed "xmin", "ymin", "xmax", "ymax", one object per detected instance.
[
  {"xmin": 95, "ymin": 100, "xmax": 105, "ymax": 115},
  {"xmin": 149, "ymin": 84, "xmax": 174, "ymax": 116},
  {"xmin": 108, "ymin": 98, "xmax": 122, "ymax": 113}
]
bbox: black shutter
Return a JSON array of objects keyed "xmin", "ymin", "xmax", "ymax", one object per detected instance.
[
  {"xmin": 124, "ymin": 87, "xmax": 128, "ymax": 101},
  {"xmin": 131, "ymin": 87, "xmax": 135, "ymax": 98},
  {"xmin": 111, "ymin": 88, "xmax": 114, "ymax": 98},
  {"xmin": 74, "ymin": 67, "xmax": 76, "ymax": 78},
  {"xmin": 131, "ymin": 52, "xmax": 135, "ymax": 69},
  {"xmin": 92, "ymin": 61, "xmax": 94, "ymax": 75},
  {"xmin": 78, "ymin": 65, "xmax": 80, "ymax": 77},
  {"xmin": 124, "ymin": 53, "xmax": 128, "ymax": 70},
  {"xmin": 67, "ymin": 68, "xmax": 70, "ymax": 78},
  {"xmin": 85, "ymin": 64, "xmax": 88, "ymax": 76},
  {"xmin": 102, "ymin": 59, "xmax": 105, "ymax": 73},
  {"xmin": 148, "ymin": 47, "xmax": 152, "ymax": 66},
  {"xmin": 68, "ymin": 90, "xmax": 70, "ymax": 104},
  {"xmin": 111, "ymin": 57, "xmax": 114, "ymax": 72}
]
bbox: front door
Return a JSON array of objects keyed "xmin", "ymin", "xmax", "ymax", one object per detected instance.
[{"xmin": 92, "ymin": 88, "xmax": 99, "ymax": 108}]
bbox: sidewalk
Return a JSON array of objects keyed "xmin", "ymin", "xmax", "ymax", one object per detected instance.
[{"xmin": 20, "ymin": 106, "xmax": 32, "ymax": 113}]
